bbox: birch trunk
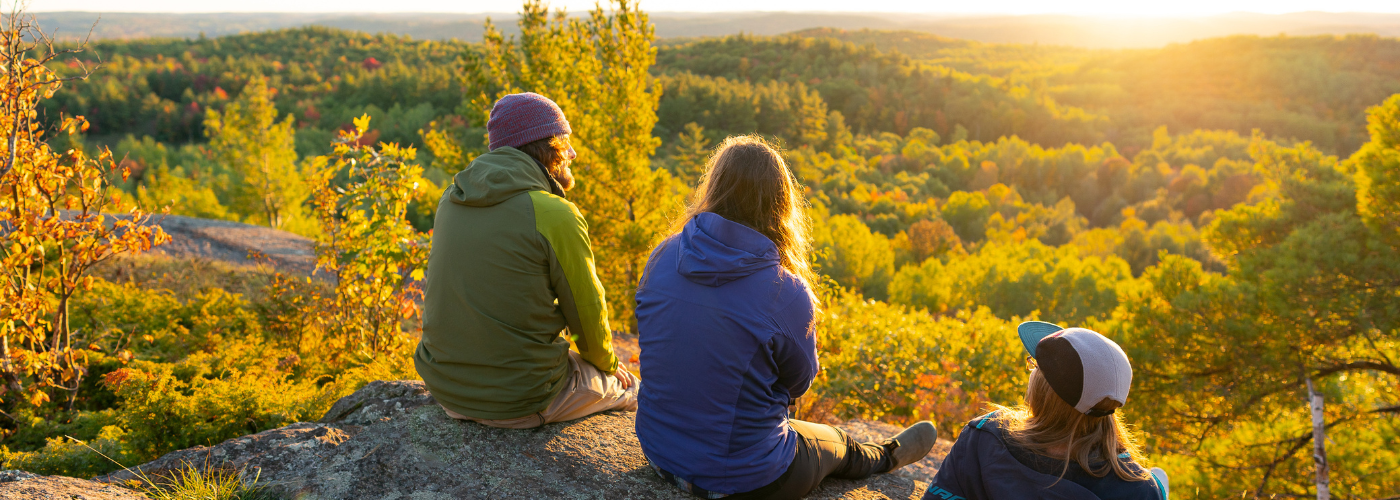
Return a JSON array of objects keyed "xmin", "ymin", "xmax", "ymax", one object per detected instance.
[{"xmin": 1306, "ymin": 377, "xmax": 1329, "ymax": 500}]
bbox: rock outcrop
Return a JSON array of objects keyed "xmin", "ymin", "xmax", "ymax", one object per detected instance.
[
  {"xmin": 139, "ymin": 213, "xmax": 316, "ymax": 274},
  {"xmin": 0, "ymin": 470, "xmax": 144, "ymax": 500},
  {"xmin": 93, "ymin": 380, "xmax": 944, "ymax": 499}
]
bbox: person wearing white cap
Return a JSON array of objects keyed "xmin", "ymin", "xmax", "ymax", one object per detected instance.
[{"xmin": 921, "ymin": 321, "xmax": 1170, "ymax": 500}]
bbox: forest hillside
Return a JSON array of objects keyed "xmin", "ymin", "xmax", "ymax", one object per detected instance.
[{"xmin": 1, "ymin": 2, "xmax": 1397, "ymax": 498}]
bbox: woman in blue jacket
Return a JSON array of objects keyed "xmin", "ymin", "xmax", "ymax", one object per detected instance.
[
  {"xmin": 635, "ymin": 135, "xmax": 937, "ymax": 499},
  {"xmin": 924, "ymin": 322, "xmax": 1169, "ymax": 500}
]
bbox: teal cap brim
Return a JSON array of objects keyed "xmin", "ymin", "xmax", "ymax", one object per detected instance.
[{"xmin": 1018, "ymin": 321, "xmax": 1065, "ymax": 358}]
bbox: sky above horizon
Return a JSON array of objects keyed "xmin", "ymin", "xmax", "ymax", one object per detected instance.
[{"xmin": 31, "ymin": 0, "xmax": 1400, "ymax": 16}]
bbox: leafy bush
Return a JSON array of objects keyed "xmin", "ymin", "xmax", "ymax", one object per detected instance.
[
  {"xmin": 2, "ymin": 408, "xmax": 119, "ymax": 452},
  {"xmin": 812, "ymin": 292, "xmax": 1022, "ymax": 435},
  {"xmin": 304, "ymin": 115, "xmax": 429, "ymax": 355},
  {"xmin": 101, "ymin": 363, "xmax": 337, "ymax": 462},
  {"xmin": 0, "ymin": 425, "xmax": 134, "ymax": 478}
]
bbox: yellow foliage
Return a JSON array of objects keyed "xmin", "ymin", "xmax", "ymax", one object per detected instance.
[{"xmin": 0, "ymin": 15, "xmax": 168, "ymax": 408}]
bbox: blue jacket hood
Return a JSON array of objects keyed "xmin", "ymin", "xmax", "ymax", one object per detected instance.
[{"xmin": 677, "ymin": 212, "xmax": 780, "ymax": 287}]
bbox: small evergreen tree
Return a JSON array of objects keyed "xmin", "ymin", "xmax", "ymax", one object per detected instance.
[
  {"xmin": 205, "ymin": 77, "xmax": 314, "ymax": 235},
  {"xmin": 669, "ymin": 122, "xmax": 711, "ymax": 187},
  {"xmin": 1118, "ymin": 132, "xmax": 1400, "ymax": 496}
]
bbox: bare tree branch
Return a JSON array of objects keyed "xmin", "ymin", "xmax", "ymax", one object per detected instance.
[
  {"xmin": 1371, "ymin": 404, "xmax": 1400, "ymax": 414},
  {"xmin": 1314, "ymin": 360, "xmax": 1400, "ymax": 378}
]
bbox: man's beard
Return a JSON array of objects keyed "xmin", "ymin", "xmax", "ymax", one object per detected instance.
[{"xmin": 553, "ymin": 162, "xmax": 576, "ymax": 191}]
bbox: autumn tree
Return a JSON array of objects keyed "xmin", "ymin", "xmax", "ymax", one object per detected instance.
[
  {"xmin": 306, "ymin": 115, "xmax": 431, "ymax": 356},
  {"xmin": 906, "ymin": 218, "xmax": 962, "ymax": 262},
  {"xmin": 1352, "ymin": 93, "xmax": 1400, "ymax": 247},
  {"xmin": 941, "ymin": 190, "xmax": 992, "ymax": 243},
  {"xmin": 462, "ymin": 0, "xmax": 677, "ymax": 331},
  {"xmin": 888, "ymin": 240, "xmax": 1128, "ymax": 323},
  {"xmin": 206, "ymin": 77, "xmax": 314, "ymax": 235},
  {"xmin": 0, "ymin": 12, "xmax": 167, "ymax": 409},
  {"xmin": 1117, "ymin": 133, "xmax": 1400, "ymax": 497},
  {"xmin": 812, "ymin": 214, "xmax": 895, "ymax": 299}
]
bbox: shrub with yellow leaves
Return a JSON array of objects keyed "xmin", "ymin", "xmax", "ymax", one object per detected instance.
[
  {"xmin": 303, "ymin": 115, "xmax": 430, "ymax": 356},
  {"xmin": 0, "ymin": 12, "xmax": 167, "ymax": 410}
]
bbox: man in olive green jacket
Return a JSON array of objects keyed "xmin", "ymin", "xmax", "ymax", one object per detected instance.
[{"xmin": 414, "ymin": 92, "xmax": 637, "ymax": 428}]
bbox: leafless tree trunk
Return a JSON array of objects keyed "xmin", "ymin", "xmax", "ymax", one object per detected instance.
[{"xmin": 1306, "ymin": 378, "xmax": 1329, "ymax": 500}]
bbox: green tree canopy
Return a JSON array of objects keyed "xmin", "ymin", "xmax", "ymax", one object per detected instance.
[
  {"xmin": 205, "ymin": 76, "xmax": 313, "ymax": 235},
  {"xmin": 1351, "ymin": 93, "xmax": 1400, "ymax": 247},
  {"xmin": 1116, "ymin": 133, "xmax": 1400, "ymax": 497},
  {"xmin": 812, "ymin": 213, "xmax": 896, "ymax": 299},
  {"xmin": 889, "ymin": 240, "xmax": 1129, "ymax": 324}
]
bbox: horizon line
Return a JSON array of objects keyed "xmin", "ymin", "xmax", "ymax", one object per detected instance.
[{"xmin": 26, "ymin": 10, "xmax": 1400, "ymax": 18}]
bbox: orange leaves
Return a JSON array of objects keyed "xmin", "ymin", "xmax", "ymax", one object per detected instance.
[
  {"xmin": 27, "ymin": 390, "xmax": 48, "ymax": 407},
  {"xmin": 58, "ymin": 115, "xmax": 89, "ymax": 135},
  {"xmin": 0, "ymin": 19, "xmax": 167, "ymax": 407},
  {"xmin": 101, "ymin": 367, "xmax": 139, "ymax": 389}
]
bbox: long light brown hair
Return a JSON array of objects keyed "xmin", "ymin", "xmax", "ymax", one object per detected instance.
[
  {"xmin": 996, "ymin": 369, "xmax": 1152, "ymax": 482},
  {"xmin": 669, "ymin": 135, "xmax": 818, "ymax": 293}
]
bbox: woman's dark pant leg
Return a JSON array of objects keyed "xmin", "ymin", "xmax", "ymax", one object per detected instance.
[{"xmin": 764, "ymin": 419, "xmax": 892, "ymax": 499}]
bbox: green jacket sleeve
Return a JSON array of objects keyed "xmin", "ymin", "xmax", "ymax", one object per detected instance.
[{"xmin": 529, "ymin": 191, "xmax": 619, "ymax": 373}]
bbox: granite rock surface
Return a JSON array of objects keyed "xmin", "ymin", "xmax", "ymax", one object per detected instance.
[{"xmin": 96, "ymin": 380, "xmax": 945, "ymax": 499}]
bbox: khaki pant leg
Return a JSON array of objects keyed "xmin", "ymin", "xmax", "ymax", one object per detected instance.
[{"xmin": 538, "ymin": 350, "xmax": 640, "ymax": 424}]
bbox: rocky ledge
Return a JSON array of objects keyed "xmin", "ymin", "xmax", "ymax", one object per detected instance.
[
  {"xmin": 129, "ymin": 212, "xmax": 316, "ymax": 274},
  {"xmin": 0, "ymin": 470, "xmax": 144, "ymax": 500},
  {"xmin": 8, "ymin": 381, "xmax": 948, "ymax": 499}
]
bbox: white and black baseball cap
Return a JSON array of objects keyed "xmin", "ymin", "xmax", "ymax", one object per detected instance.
[{"xmin": 1018, "ymin": 321, "xmax": 1132, "ymax": 417}]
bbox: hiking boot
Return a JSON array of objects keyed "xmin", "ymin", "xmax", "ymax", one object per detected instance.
[{"xmin": 880, "ymin": 421, "xmax": 937, "ymax": 472}]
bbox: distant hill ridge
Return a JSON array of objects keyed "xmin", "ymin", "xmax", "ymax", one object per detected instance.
[{"xmin": 35, "ymin": 10, "xmax": 1400, "ymax": 48}]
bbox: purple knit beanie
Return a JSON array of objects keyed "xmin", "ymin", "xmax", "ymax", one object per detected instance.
[{"xmin": 487, "ymin": 92, "xmax": 572, "ymax": 151}]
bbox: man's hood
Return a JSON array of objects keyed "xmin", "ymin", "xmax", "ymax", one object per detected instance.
[
  {"xmin": 676, "ymin": 212, "xmax": 780, "ymax": 287},
  {"xmin": 446, "ymin": 147, "xmax": 561, "ymax": 207}
]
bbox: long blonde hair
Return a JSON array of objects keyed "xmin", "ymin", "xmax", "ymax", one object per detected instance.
[
  {"xmin": 669, "ymin": 135, "xmax": 818, "ymax": 291},
  {"xmin": 996, "ymin": 369, "xmax": 1151, "ymax": 482}
]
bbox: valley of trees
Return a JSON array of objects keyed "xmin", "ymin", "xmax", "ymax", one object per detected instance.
[{"xmin": 1, "ymin": 1, "xmax": 1397, "ymax": 498}]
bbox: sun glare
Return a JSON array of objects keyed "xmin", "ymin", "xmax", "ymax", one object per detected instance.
[{"xmin": 633, "ymin": 0, "xmax": 1400, "ymax": 16}]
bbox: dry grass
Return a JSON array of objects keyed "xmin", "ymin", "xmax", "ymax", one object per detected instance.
[{"xmin": 93, "ymin": 254, "xmax": 281, "ymax": 302}]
